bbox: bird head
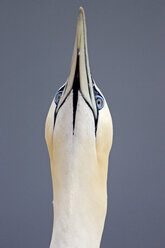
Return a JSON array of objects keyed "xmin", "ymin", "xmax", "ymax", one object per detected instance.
[{"xmin": 45, "ymin": 7, "xmax": 113, "ymax": 187}]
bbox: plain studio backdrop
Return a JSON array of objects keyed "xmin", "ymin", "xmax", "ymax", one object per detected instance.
[{"xmin": 0, "ymin": 0, "xmax": 165, "ymax": 247}]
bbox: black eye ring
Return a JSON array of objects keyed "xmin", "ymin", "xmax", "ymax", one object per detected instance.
[
  {"xmin": 54, "ymin": 91, "xmax": 63, "ymax": 105},
  {"xmin": 95, "ymin": 95, "xmax": 104, "ymax": 110}
]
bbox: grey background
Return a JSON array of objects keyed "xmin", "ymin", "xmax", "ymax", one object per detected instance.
[{"xmin": 0, "ymin": 0, "xmax": 165, "ymax": 247}]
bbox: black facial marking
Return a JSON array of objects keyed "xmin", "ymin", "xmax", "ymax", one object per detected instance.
[
  {"xmin": 53, "ymin": 48, "xmax": 103, "ymax": 135},
  {"xmin": 93, "ymin": 84, "xmax": 102, "ymax": 98},
  {"xmin": 53, "ymin": 85, "xmax": 66, "ymax": 128},
  {"xmin": 72, "ymin": 54, "xmax": 80, "ymax": 133}
]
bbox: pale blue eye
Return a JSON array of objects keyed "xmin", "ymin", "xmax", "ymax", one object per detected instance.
[
  {"xmin": 54, "ymin": 91, "xmax": 63, "ymax": 105},
  {"xmin": 95, "ymin": 95, "xmax": 104, "ymax": 110}
]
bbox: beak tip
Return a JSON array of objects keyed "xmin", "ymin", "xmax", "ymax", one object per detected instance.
[
  {"xmin": 79, "ymin": 6, "xmax": 84, "ymax": 14},
  {"xmin": 79, "ymin": 6, "xmax": 85, "ymax": 20}
]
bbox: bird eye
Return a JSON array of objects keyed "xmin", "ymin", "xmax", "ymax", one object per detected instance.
[
  {"xmin": 54, "ymin": 91, "xmax": 63, "ymax": 105},
  {"xmin": 95, "ymin": 95, "xmax": 104, "ymax": 110}
]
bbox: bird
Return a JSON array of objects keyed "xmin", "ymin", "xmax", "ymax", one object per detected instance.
[{"xmin": 45, "ymin": 7, "xmax": 113, "ymax": 248}]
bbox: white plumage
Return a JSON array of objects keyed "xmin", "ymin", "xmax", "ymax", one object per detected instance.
[{"xmin": 45, "ymin": 7, "xmax": 113, "ymax": 248}]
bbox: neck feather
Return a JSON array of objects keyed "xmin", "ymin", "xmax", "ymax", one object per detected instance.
[{"xmin": 49, "ymin": 152, "xmax": 108, "ymax": 248}]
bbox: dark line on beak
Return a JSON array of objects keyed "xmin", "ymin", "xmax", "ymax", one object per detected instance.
[
  {"xmin": 83, "ymin": 34, "xmax": 98, "ymax": 135},
  {"xmin": 72, "ymin": 53, "xmax": 80, "ymax": 134}
]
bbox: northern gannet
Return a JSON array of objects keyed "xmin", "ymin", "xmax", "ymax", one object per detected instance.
[{"xmin": 45, "ymin": 7, "xmax": 113, "ymax": 248}]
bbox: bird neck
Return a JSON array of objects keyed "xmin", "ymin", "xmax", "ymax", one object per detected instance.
[{"xmin": 49, "ymin": 148, "xmax": 108, "ymax": 248}]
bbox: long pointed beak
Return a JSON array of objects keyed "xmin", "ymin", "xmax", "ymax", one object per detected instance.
[{"xmin": 57, "ymin": 7, "xmax": 97, "ymax": 119}]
